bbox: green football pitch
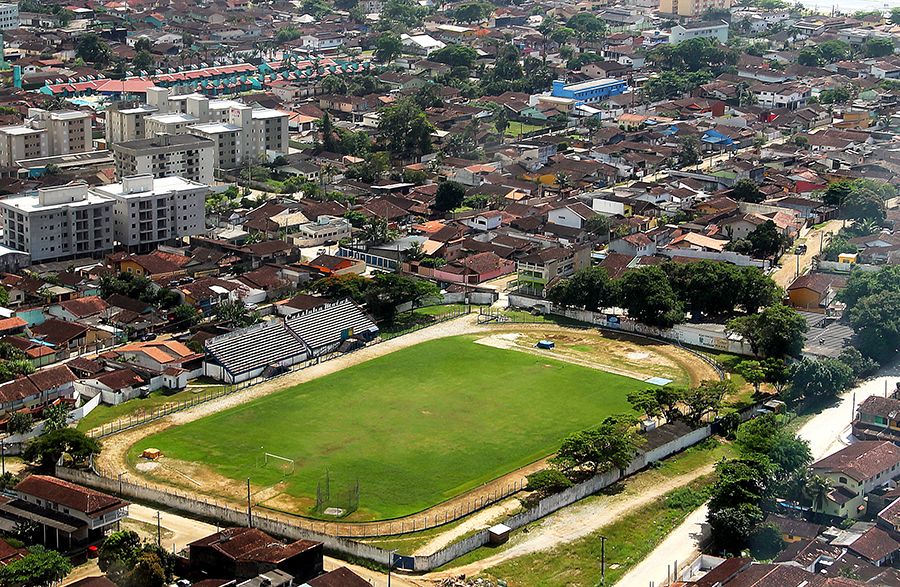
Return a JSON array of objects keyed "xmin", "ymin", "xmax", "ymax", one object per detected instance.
[{"xmin": 130, "ymin": 335, "xmax": 653, "ymax": 520}]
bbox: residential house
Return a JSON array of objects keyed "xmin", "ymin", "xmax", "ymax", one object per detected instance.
[
  {"xmin": 853, "ymin": 396, "xmax": 900, "ymax": 445},
  {"xmin": 189, "ymin": 528, "xmax": 323, "ymax": 582},
  {"xmin": 0, "ymin": 364, "xmax": 77, "ymax": 417},
  {"xmin": 0, "ymin": 476, "xmax": 129, "ymax": 551},
  {"xmin": 809, "ymin": 441, "xmax": 900, "ymax": 519},
  {"xmin": 787, "ymin": 273, "xmax": 843, "ymax": 312},
  {"xmin": 516, "ymin": 246, "xmax": 591, "ymax": 295}
]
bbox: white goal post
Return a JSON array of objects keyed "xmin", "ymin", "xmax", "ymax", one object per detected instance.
[{"xmin": 264, "ymin": 452, "xmax": 295, "ymax": 474}]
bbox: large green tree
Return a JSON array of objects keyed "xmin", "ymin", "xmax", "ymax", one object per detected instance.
[
  {"xmin": 377, "ymin": 99, "xmax": 434, "ymax": 157},
  {"xmin": 617, "ymin": 265, "xmax": 684, "ymax": 328},
  {"xmin": 0, "ymin": 548, "xmax": 72, "ymax": 587},
  {"xmin": 788, "ymin": 358, "xmax": 855, "ymax": 402},
  {"xmin": 24, "ymin": 428, "xmax": 101, "ymax": 468},
  {"xmin": 75, "ymin": 33, "xmax": 112, "ymax": 67},
  {"xmin": 550, "ymin": 415, "xmax": 643, "ymax": 474},
  {"xmin": 433, "ymin": 181, "xmax": 466, "ymax": 212},
  {"xmin": 727, "ymin": 305, "xmax": 808, "ymax": 358},
  {"xmin": 374, "ymin": 33, "xmax": 403, "ymax": 62},
  {"xmin": 547, "ymin": 266, "xmax": 615, "ymax": 313}
]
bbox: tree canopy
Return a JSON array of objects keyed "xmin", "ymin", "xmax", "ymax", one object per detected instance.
[
  {"xmin": 550, "ymin": 415, "xmax": 644, "ymax": 474},
  {"xmin": 377, "ymin": 99, "xmax": 434, "ymax": 158},
  {"xmin": 727, "ymin": 305, "xmax": 808, "ymax": 358}
]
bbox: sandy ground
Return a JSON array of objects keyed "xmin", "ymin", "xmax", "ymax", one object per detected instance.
[
  {"xmin": 424, "ymin": 464, "xmax": 715, "ymax": 580},
  {"xmin": 95, "ymin": 314, "xmax": 717, "ymax": 539}
]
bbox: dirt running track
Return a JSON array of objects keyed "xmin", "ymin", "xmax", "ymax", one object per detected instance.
[{"xmin": 96, "ymin": 314, "xmax": 718, "ymax": 537}]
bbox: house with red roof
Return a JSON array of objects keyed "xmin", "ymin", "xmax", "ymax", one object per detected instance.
[
  {"xmin": 115, "ymin": 340, "xmax": 203, "ymax": 385},
  {"xmin": 0, "ymin": 475, "xmax": 129, "ymax": 551}
]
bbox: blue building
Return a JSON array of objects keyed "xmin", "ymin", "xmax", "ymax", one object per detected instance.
[{"xmin": 551, "ymin": 78, "xmax": 627, "ymax": 105}]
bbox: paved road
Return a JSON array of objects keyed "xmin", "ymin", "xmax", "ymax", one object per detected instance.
[{"xmin": 616, "ymin": 369, "xmax": 900, "ymax": 587}]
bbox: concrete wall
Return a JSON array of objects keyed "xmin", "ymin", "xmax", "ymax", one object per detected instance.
[
  {"xmin": 818, "ymin": 260, "xmax": 880, "ymax": 273},
  {"xmin": 658, "ymin": 247, "xmax": 769, "ymax": 269},
  {"xmin": 59, "ymin": 416, "xmax": 722, "ymax": 572},
  {"xmin": 55, "ymin": 466, "xmax": 394, "ymax": 566}
]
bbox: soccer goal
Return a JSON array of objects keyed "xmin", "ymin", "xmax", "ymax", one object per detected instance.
[{"xmin": 262, "ymin": 452, "xmax": 295, "ymax": 475}]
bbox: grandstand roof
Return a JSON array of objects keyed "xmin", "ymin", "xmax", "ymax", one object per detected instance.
[
  {"xmin": 204, "ymin": 319, "xmax": 309, "ymax": 377},
  {"xmin": 285, "ymin": 299, "xmax": 377, "ymax": 352}
]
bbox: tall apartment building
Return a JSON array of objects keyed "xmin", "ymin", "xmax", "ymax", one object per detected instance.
[
  {"xmin": 660, "ymin": 0, "xmax": 730, "ymax": 18},
  {"xmin": 0, "ymin": 109, "xmax": 92, "ymax": 167},
  {"xmin": 111, "ymin": 133, "xmax": 215, "ymax": 185},
  {"xmin": 0, "ymin": 4, "xmax": 19, "ymax": 29},
  {"xmin": 0, "ymin": 183, "xmax": 113, "ymax": 262},
  {"xmin": 105, "ymin": 101, "xmax": 158, "ymax": 145},
  {"xmin": 93, "ymin": 174, "xmax": 207, "ymax": 253},
  {"xmin": 109, "ymin": 87, "xmax": 289, "ymax": 170}
]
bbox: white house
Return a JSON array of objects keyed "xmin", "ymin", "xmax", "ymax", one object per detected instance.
[
  {"xmin": 461, "ymin": 211, "xmax": 503, "ymax": 231},
  {"xmin": 669, "ymin": 20, "xmax": 728, "ymax": 44},
  {"xmin": 400, "ymin": 33, "xmax": 445, "ymax": 55},
  {"xmin": 548, "ymin": 203, "xmax": 597, "ymax": 230}
]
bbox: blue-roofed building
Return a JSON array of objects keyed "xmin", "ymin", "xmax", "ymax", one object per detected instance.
[{"xmin": 551, "ymin": 78, "xmax": 627, "ymax": 105}]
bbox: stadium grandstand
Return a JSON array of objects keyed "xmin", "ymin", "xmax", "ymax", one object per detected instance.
[{"xmin": 203, "ymin": 299, "xmax": 378, "ymax": 384}]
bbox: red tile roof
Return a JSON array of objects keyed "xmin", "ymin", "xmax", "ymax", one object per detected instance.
[
  {"xmin": 14, "ymin": 475, "xmax": 128, "ymax": 517},
  {"xmin": 58, "ymin": 296, "xmax": 110, "ymax": 318},
  {"xmin": 812, "ymin": 441, "xmax": 900, "ymax": 483}
]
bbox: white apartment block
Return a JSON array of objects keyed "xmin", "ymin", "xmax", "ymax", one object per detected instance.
[
  {"xmin": 750, "ymin": 82, "xmax": 811, "ymax": 110},
  {"xmin": 0, "ymin": 4, "xmax": 18, "ymax": 29},
  {"xmin": 120, "ymin": 87, "xmax": 290, "ymax": 170},
  {"xmin": 92, "ymin": 174, "xmax": 207, "ymax": 253},
  {"xmin": 0, "ymin": 108, "xmax": 91, "ymax": 167},
  {"xmin": 105, "ymin": 101, "xmax": 159, "ymax": 145},
  {"xmin": 0, "ymin": 183, "xmax": 113, "ymax": 262},
  {"xmin": 111, "ymin": 133, "xmax": 215, "ymax": 185}
]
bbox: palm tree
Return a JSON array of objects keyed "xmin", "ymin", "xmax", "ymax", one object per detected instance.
[
  {"xmin": 804, "ymin": 475, "xmax": 832, "ymax": 512},
  {"xmin": 321, "ymin": 163, "xmax": 338, "ymax": 186},
  {"xmin": 555, "ymin": 171, "xmax": 573, "ymax": 190}
]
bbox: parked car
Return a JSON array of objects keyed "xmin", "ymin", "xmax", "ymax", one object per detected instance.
[{"xmin": 141, "ymin": 332, "xmax": 157, "ymax": 342}]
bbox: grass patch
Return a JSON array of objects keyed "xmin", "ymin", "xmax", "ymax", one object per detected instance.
[
  {"xmin": 131, "ymin": 336, "xmax": 651, "ymax": 520},
  {"xmin": 76, "ymin": 387, "xmax": 213, "ymax": 433},
  {"xmin": 505, "ymin": 121, "xmax": 543, "ymax": 136},
  {"xmin": 481, "ymin": 475, "xmax": 715, "ymax": 587}
]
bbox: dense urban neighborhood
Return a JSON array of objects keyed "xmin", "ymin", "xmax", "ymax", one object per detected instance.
[{"xmin": 0, "ymin": 0, "xmax": 895, "ymax": 585}]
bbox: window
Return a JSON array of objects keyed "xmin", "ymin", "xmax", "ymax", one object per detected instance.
[{"xmin": 839, "ymin": 476, "xmax": 848, "ymax": 484}]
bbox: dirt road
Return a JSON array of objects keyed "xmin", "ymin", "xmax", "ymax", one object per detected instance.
[
  {"xmin": 613, "ymin": 367, "xmax": 900, "ymax": 587},
  {"xmin": 615, "ymin": 504, "xmax": 709, "ymax": 587},
  {"xmin": 771, "ymin": 220, "xmax": 842, "ymax": 289},
  {"xmin": 425, "ymin": 464, "xmax": 715, "ymax": 580}
]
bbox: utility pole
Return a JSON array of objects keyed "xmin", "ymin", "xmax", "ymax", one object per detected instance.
[
  {"xmin": 247, "ymin": 478, "xmax": 252, "ymax": 528},
  {"xmin": 599, "ymin": 535, "xmax": 608, "ymax": 584},
  {"xmin": 387, "ymin": 549, "xmax": 397, "ymax": 587},
  {"xmin": 2, "ymin": 439, "xmax": 5, "ymax": 475},
  {"xmin": 156, "ymin": 511, "xmax": 161, "ymax": 547}
]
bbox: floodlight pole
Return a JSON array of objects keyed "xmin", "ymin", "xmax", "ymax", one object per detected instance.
[{"xmin": 247, "ymin": 478, "xmax": 252, "ymax": 528}]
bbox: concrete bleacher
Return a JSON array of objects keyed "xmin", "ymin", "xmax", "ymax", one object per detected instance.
[
  {"xmin": 203, "ymin": 298, "xmax": 378, "ymax": 383},
  {"xmin": 286, "ymin": 299, "xmax": 378, "ymax": 356}
]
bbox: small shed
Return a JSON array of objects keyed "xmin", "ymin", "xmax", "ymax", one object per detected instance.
[
  {"xmin": 141, "ymin": 448, "xmax": 162, "ymax": 460},
  {"xmin": 535, "ymin": 340, "xmax": 555, "ymax": 349},
  {"xmin": 489, "ymin": 523, "xmax": 511, "ymax": 544}
]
